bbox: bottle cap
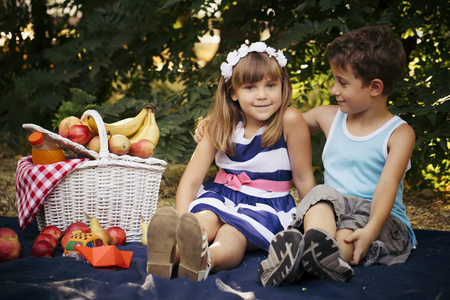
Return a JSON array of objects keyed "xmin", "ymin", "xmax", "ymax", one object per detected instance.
[{"xmin": 29, "ymin": 132, "xmax": 45, "ymax": 146}]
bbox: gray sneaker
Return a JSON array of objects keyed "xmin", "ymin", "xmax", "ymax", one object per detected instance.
[
  {"xmin": 301, "ymin": 228, "xmax": 354, "ymax": 282},
  {"xmin": 258, "ymin": 229, "xmax": 305, "ymax": 287}
]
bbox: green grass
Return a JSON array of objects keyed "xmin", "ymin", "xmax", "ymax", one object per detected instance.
[
  {"xmin": 0, "ymin": 158, "xmax": 18, "ymax": 217},
  {"xmin": 157, "ymin": 163, "xmax": 185, "ymax": 209}
]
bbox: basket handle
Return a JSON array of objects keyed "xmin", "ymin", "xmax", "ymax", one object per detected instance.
[{"xmin": 81, "ymin": 110, "xmax": 109, "ymax": 159}]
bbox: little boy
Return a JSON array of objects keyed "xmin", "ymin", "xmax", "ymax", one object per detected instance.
[{"xmin": 258, "ymin": 25, "xmax": 416, "ymax": 286}]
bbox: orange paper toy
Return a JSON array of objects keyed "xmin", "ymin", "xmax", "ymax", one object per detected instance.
[{"xmin": 74, "ymin": 245, "xmax": 133, "ymax": 269}]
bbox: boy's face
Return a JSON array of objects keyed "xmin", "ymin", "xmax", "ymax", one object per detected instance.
[{"xmin": 330, "ymin": 63, "xmax": 374, "ymax": 114}]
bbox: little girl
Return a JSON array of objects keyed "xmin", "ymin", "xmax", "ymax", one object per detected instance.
[{"xmin": 146, "ymin": 42, "xmax": 316, "ymax": 281}]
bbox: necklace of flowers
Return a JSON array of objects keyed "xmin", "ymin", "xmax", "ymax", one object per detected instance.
[{"xmin": 220, "ymin": 42, "xmax": 287, "ymax": 82}]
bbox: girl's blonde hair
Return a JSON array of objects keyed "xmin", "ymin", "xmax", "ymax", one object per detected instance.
[{"xmin": 204, "ymin": 51, "xmax": 292, "ymax": 156}]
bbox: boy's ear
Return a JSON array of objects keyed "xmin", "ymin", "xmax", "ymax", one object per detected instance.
[{"xmin": 370, "ymin": 79, "xmax": 384, "ymax": 96}]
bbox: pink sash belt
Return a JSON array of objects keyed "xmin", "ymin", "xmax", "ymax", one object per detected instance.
[{"xmin": 214, "ymin": 168, "xmax": 290, "ymax": 192}]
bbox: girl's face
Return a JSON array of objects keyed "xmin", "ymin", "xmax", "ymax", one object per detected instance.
[
  {"xmin": 330, "ymin": 63, "xmax": 374, "ymax": 114},
  {"xmin": 231, "ymin": 77, "xmax": 282, "ymax": 128}
]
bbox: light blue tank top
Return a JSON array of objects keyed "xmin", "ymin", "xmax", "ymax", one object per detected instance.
[{"xmin": 323, "ymin": 109, "xmax": 416, "ymax": 247}]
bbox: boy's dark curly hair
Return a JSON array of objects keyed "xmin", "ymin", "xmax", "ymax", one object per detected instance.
[{"xmin": 327, "ymin": 26, "xmax": 406, "ymax": 95}]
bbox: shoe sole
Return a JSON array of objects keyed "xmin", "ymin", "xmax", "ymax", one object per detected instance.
[
  {"xmin": 301, "ymin": 228, "xmax": 354, "ymax": 282},
  {"xmin": 258, "ymin": 229, "xmax": 304, "ymax": 287},
  {"xmin": 146, "ymin": 207, "xmax": 178, "ymax": 279},
  {"xmin": 176, "ymin": 213, "xmax": 205, "ymax": 281}
]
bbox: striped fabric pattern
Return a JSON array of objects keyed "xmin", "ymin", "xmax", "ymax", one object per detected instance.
[{"xmin": 189, "ymin": 122, "xmax": 296, "ymax": 251}]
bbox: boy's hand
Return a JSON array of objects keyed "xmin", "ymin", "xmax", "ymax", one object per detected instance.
[
  {"xmin": 194, "ymin": 118, "xmax": 207, "ymax": 143},
  {"xmin": 344, "ymin": 228, "xmax": 374, "ymax": 265}
]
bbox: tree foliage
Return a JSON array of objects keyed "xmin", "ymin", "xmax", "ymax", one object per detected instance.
[{"xmin": 0, "ymin": 0, "xmax": 448, "ymax": 189}]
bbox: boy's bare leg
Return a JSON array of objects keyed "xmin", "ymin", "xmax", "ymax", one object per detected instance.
[
  {"xmin": 336, "ymin": 229, "xmax": 354, "ymax": 263},
  {"xmin": 303, "ymin": 201, "xmax": 337, "ymax": 236},
  {"xmin": 258, "ymin": 201, "xmax": 354, "ymax": 285},
  {"xmin": 301, "ymin": 201, "xmax": 354, "ymax": 281}
]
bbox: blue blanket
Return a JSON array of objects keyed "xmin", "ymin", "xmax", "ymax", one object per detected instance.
[{"xmin": 0, "ymin": 216, "xmax": 448, "ymax": 299}]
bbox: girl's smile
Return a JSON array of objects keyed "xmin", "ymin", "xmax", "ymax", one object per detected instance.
[{"xmin": 254, "ymin": 103, "xmax": 272, "ymax": 109}]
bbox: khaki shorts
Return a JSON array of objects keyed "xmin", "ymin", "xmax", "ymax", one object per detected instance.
[{"xmin": 290, "ymin": 185, "xmax": 412, "ymax": 266}]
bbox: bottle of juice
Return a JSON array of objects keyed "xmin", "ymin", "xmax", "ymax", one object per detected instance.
[{"xmin": 29, "ymin": 132, "xmax": 66, "ymax": 165}]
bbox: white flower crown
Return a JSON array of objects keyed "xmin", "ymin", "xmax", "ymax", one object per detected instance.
[{"xmin": 220, "ymin": 42, "xmax": 288, "ymax": 82}]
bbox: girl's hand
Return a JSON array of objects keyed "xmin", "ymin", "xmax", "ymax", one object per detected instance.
[{"xmin": 344, "ymin": 228, "xmax": 376, "ymax": 265}]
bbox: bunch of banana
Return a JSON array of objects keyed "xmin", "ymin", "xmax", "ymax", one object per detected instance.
[
  {"xmin": 86, "ymin": 105, "xmax": 149, "ymax": 138},
  {"xmin": 129, "ymin": 103, "xmax": 159, "ymax": 146},
  {"xmin": 85, "ymin": 103, "xmax": 159, "ymax": 155}
]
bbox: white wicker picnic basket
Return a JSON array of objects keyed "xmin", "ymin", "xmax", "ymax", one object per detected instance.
[{"xmin": 22, "ymin": 109, "xmax": 167, "ymax": 242}]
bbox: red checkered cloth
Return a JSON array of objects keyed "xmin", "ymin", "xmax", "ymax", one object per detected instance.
[{"xmin": 15, "ymin": 156, "xmax": 90, "ymax": 230}]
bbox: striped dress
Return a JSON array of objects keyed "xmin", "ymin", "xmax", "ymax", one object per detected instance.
[{"xmin": 188, "ymin": 122, "xmax": 296, "ymax": 251}]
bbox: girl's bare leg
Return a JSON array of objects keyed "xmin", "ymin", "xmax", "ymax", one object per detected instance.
[
  {"xmin": 195, "ymin": 210, "xmax": 222, "ymax": 243},
  {"xmin": 174, "ymin": 210, "xmax": 222, "ymax": 264},
  {"xmin": 209, "ymin": 224, "xmax": 247, "ymax": 273}
]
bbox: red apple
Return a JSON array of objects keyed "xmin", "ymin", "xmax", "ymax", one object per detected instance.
[
  {"xmin": 61, "ymin": 232, "xmax": 73, "ymax": 250},
  {"xmin": 34, "ymin": 234, "xmax": 58, "ymax": 250},
  {"xmin": 30, "ymin": 240, "xmax": 55, "ymax": 258},
  {"xmin": 41, "ymin": 226, "xmax": 62, "ymax": 243},
  {"xmin": 67, "ymin": 124, "xmax": 91, "ymax": 145},
  {"xmin": 0, "ymin": 238, "xmax": 22, "ymax": 263},
  {"xmin": 129, "ymin": 139, "xmax": 155, "ymax": 158},
  {"xmin": 0, "ymin": 227, "xmax": 18, "ymax": 239},
  {"xmin": 87, "ymin": 135, "xmax": 101, "ymax": 153},
  {"xmin": 58, "ymin": 116, "xmax": 83, "ymax": 138},
  {"xmin": 63, "ymin": 222, "xmax": 90, "ymax": 236},
  {"xmin": 107, "ymin": 227, "xmax": 127, "ymax": 246},
  {"xmin": 109, "ymin": 134, "xmax": 131, "ymax": 155}
]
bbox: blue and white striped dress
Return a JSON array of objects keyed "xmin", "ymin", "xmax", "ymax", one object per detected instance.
[{"xmin": 188, "ymin": 122, "xmax": 296, "ymax": 251}]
